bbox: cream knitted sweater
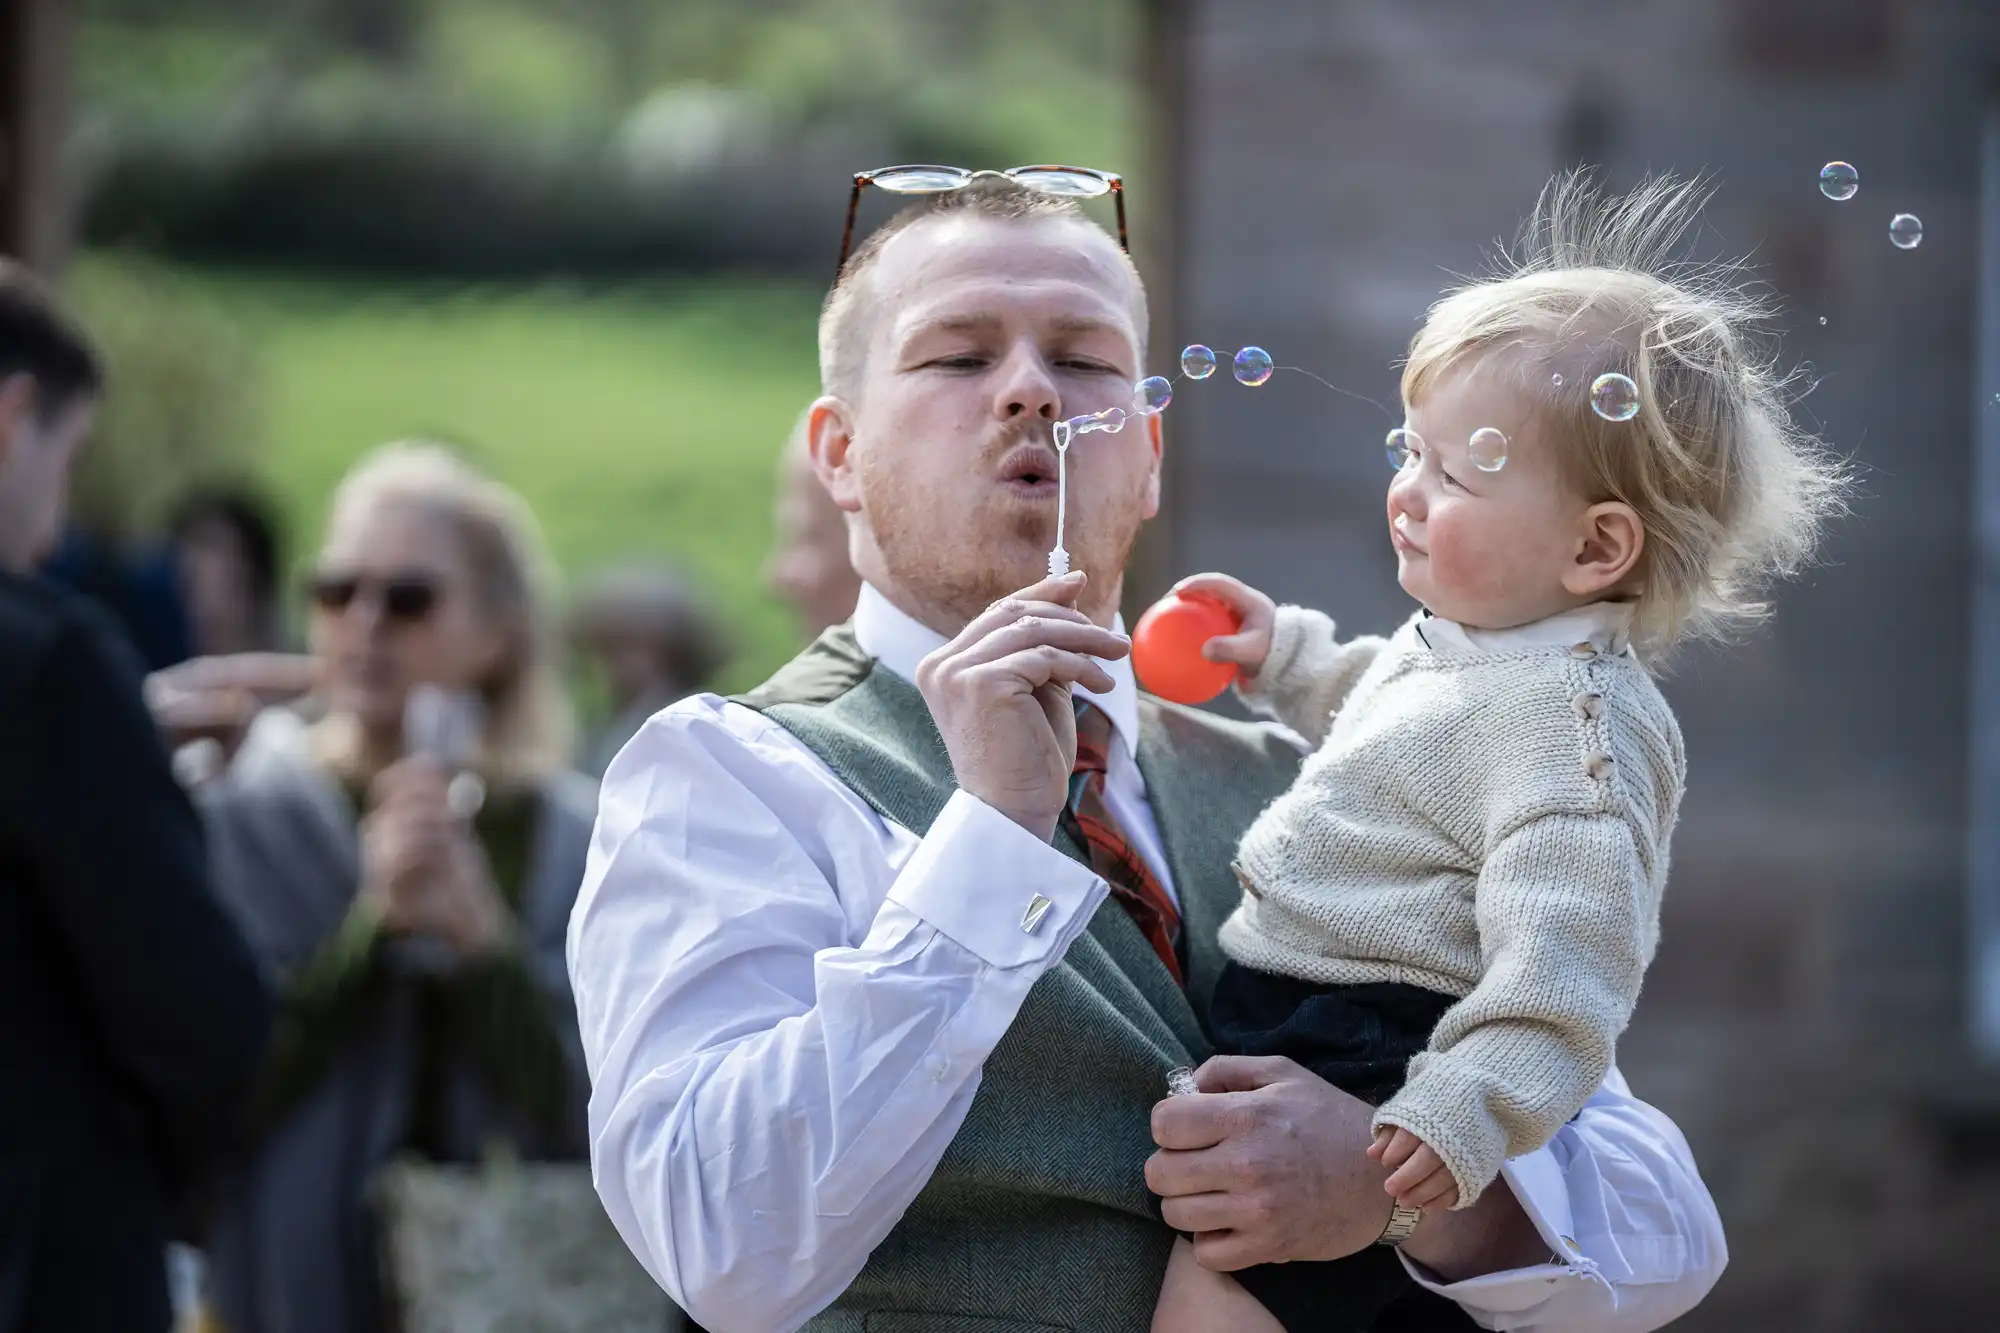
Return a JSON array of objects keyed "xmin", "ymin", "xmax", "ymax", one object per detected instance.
[{"xmin": 1222, "ymin": 606, "xmax": 1685, "ymax": 1207}]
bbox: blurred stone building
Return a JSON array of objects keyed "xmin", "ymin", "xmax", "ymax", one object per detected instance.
[
  {"xmin": 0, "ymin": 0, "xmax": 73, "ymax": 273},
  {"xmin": 1146, "ymin": 0, "xmax": 2000, "ymax": 1326}
]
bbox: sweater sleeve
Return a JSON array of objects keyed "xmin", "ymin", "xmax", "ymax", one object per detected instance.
[
  {"xmin": 442, "ymin": 936, "xmax": 579, "ymax": 1145},
  {"xmin": 1234, "ymin": 606, "xmax": 1388, "ymax": 747},
  {"xmin": 249, "ymin": 898, "xmax": 389, "ymax": 1131},
  {"xmin": 1372, "ymin": 810, "xmax": 1655, "ymax": 1208}
]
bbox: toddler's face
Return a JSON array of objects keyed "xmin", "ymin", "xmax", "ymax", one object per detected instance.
[{"xmin": 1386, "ymin": 361, "xmax": 1610, "ymax": 630}]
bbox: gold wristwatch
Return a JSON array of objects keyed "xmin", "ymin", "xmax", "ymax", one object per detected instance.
[{"xmin": 1377, "ymin": 1201, "xmax": 1423, "ymax": 1247}]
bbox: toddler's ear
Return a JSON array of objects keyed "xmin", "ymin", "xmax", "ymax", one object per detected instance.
[{"xmin": 1566, "ymin": 501, "xmax": 1645, "ymax": 598}]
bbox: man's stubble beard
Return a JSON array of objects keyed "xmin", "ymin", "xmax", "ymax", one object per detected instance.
[{"xmin": 854, "ymin": 456, "xmax": 1150, "ymax": 633}]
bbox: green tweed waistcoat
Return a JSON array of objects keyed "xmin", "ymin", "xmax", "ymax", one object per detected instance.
[{"xmin": 735, "ymin": 624, "xmax": 1303, "ymax": 1333}]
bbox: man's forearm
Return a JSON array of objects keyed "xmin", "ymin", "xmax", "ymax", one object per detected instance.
[{"xmin": 1396, "ymin": 1177, "xmax": 1550, "ymax": 1281}]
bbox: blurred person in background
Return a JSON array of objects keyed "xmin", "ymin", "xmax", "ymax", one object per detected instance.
[
  {"xmin": 568, "ymin": 561, "xmax": 730, "ymax": 777},
  {"xmin": 193, "ymin": 442, "xmax": 598, "ymax": 1333},
  {"xmin": 169, "ymin": 485, "xmax": 287, "ymax": 658},
  {"xmin": 764, "ymin": 406, "xmax": 860, "ymax": 639},
  {"xmin": 38, "ymin": 523, "xmax": 193, "ymax": 670},
  {"xmin": 0, "ymin": 261, "xmax": 272, "ymax": 1333}
]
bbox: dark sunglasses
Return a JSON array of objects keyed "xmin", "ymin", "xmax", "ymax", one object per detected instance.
[
  {"xmin": 836, "ymin": 164, "xmax": 1127, "ymax": 278},
  {"xmin": 306, "ymin": 570, "xmax": 441, "ymax": 623}
]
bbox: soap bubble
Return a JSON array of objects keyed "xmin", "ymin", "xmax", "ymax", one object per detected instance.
[
  {"xmin": 1468, "ymin": 427, "xmax": 1509, "ymax": 472},
  {"xmin": 1818, "ymin": 316, "xmax": 1828, "ymax": 325},
  {"xmin": 1551, "ymin": 373, "xmax": 1564, "ymax": 387},
  {"xmin": 1077, "ymin": 406, "xmax": 1127, "ymax": 434},
  {"xmin": 1180, "ymin": 344, "xmax": 1217, "ymax": 379},
  {"xmin": 1819, "ymin": 161, "xmax": 1859, "ymax": 201},
  {"xmin": 1589, "ymin": 372, "xmax": 1641, "ymax": 422},
  {"xmin": 1133, "ymin": 376, "xmax": 1174, "ymax": 415},
  {"xmin": 1889, "ymin": 213, "xmax": 1923, "ymax": 249},
  {"xmin": 1385, "ymin": 428, "xmax": 1420, "ymax": 470},
  {"xmin": 1232, "ymin": 346, "xmax": 1274, "ymax": 386}
]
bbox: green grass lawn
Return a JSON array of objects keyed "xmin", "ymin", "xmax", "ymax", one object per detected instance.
[{"xmin": 152, "ymin": 263, "xmax": 828, "ymax": 693}]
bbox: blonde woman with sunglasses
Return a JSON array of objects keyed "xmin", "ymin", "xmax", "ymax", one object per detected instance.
[{"xmin": 191, "ymin": 443, "xmax": 598, "ymax": 1333}]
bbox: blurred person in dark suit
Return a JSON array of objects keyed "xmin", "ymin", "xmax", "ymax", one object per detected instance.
[
  {"xmin": 38, "ymin": 524, "xmax": 194, "ymax": 670},
  {"xmin": 569, "ymin": 561, "xmax": 731, "ymax": 776},
  {"xmin": 763, "ymin": 407, "xmax": 860, "ymax": 639},
  {"xmin": 0, "ymin": 260, "xmax": 272, "ymax": 1333}
]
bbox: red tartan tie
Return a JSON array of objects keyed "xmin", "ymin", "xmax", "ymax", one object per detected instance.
[{"xmin": 1064, "ymin": 701, "xmax": 1183, "ymax": 984}]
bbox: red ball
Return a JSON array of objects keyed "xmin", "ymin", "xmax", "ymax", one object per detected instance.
[{"xmin": 1132, "ymin": 592, "xmax": 1242, "ymax": 705}]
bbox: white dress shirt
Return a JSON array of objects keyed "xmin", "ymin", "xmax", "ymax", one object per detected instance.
[{"xmin": 569, "ymin": 584, "xmax": 1727, "ymax": 1333}]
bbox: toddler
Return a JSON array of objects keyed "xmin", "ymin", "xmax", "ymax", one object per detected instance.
[{"xmin": 1152, "ymin": 173, "xmax": 1844, "ymax": 1333}]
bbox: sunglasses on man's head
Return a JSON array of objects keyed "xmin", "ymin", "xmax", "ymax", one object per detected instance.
[
  {"xmin": 836, "ymin": 164, "xmax": 1127, "ymax": 278},
  {"xmin": 306, "ymin": 570, "xmax": 441, "ymax": 623}
]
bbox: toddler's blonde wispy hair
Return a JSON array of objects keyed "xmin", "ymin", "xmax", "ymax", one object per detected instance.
[{"xmin": 1403, "ymin": 170, "xmax": 1849, "ymax": 658}]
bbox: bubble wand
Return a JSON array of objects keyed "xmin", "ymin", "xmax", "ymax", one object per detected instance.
[
  {"xmin": 1047, "ymin": 419, "xmax": 1074, "ymax": 577},
  {"xmin": 1046, "ymin": 406, "xmax": 1135, "ymax": 576}
]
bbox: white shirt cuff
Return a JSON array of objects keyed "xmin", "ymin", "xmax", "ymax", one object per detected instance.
[
  {"xmin": 1397, "ymin": 1147, "xmax": 1606, "ymax": 1318},
  {"xmin": 885, "ymin": 790, "xmax": 1108, "ymax": 969}
]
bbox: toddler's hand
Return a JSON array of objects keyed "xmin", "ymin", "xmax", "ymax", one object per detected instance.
[
  {"xmin": 1171, "ymin": 573, "xmax": 1277, "ymax": 684},
  {"xmin": 1369, "ymin": 1126, "xmax": 1460, "ymax": 1210}
]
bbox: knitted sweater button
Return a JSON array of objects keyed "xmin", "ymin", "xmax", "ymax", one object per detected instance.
[
  {"xmin": 1568, "ymin": 642, "xmax": 1598, "ymax": 660},
  {"xmin": 1572, "ymin": 692, "xmax": 1604, "ymax": 721},
  {"xmin": 1583, "ymin": 752, "xmax": 1616, "ymax": 780}
]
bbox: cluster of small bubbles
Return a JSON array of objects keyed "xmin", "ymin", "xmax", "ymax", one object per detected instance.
[
  {"xmin": 1133, "ymin": 376, "xmax": 1174, "ymax": 415},
  {"xmin": 1589, "ymin": 372, "xmax": 1641, "ymax": 423},
  {"xmin": 1890, "ymin": 213, "xmax": 1923, "ymax": 249},
  {"xmin": 1385, "ymin": 427, "xmax": 1420, "ymax": 470},
  {"xmin": 1468, "ymin": 427, "xmax": 1509, "ymax": 473},
  {"xmin": 1819, "ymin": 161, "xmax": 1859, "ymax": 202},
  {"xmin": 1180, "ymin": 344, "xmax": 1217, "ymax": 379},
  {"xmin": 1233, "ymin": 346, "xmax": 1274, "ymax": 387}
]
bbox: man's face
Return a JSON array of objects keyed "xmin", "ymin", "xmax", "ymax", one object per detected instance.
[
  {"xmin": 0, "ymin": 381, "xmax": 93, "ymax": 575},
  {"xmin": 814, "ymin": 214, "xmax": 1160, "ymax": 630}
]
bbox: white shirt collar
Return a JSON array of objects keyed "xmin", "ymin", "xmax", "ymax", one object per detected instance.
[
  {"xmin": 851, "ymin": 582, "xmax": 1143, "ymax": 761},
  {"xmin": 1414, "ymin": 602, "xmax": 1637, "ymax": 659}
]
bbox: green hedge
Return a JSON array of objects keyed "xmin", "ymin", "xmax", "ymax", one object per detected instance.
[
  {"xmin": 64, "ymin": 252, "xmax": 262, "ymax": 538},
  {"xmin": 77, "ymin": 96, "xmax": 1011, "ymax": 278}
]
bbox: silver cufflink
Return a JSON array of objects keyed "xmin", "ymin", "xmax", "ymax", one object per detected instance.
[{"xmin": 1020, "ymin": 894, "xmax": 1053, "ymax": 934}]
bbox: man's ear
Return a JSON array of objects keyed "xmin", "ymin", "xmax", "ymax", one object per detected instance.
[
  {"xmin": 0, "ymin": 374, "xmax": 37, "ymax": 470},
  {"xmin": 1564, "ymin": 501, "xmax": 1646, "ymax": 599},
  {"xmin": 809, "ymin": 395, "xmax": 863, "ymax": 513},
  {"xmin": 1141, "ymin": 408, "xmax": 1163, "ymax": 520}
]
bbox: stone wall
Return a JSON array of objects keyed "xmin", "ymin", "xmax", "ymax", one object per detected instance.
[{"xmin": 1153, "ymin": 0, "xmax": 2000, "ymax": 1324}]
